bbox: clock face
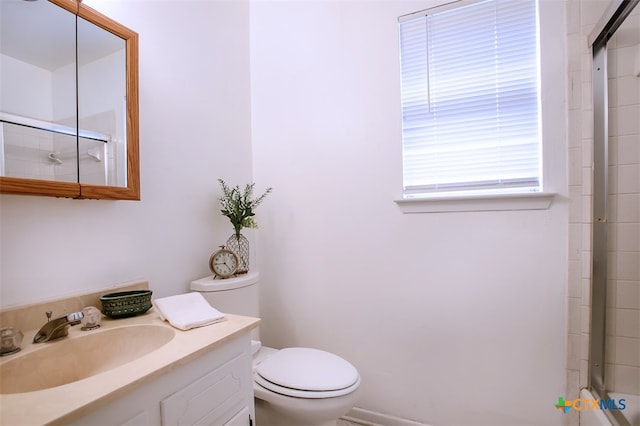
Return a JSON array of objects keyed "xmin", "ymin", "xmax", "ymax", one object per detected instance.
[{"xmin": 210, "ymin": 249, "xmax": 238, "ymax": 278}]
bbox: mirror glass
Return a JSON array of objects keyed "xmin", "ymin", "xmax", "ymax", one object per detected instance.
[
  {"xmin": 0, "ymin": 0, "xmax": 139, "ymax": 200},
  {"xmin": 77, "ymin": 15, "xmax": 127, "ymax": 187},
  {"xmin": 0, "ymin": 0, "xmax": 78, "ymax": 183}
]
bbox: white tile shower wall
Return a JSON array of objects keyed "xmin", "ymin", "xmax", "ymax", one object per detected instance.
[
  {"xmin": 2, "ymin": 124, "xmax": 56, "ymax": 181},
  {"xmin": 566, "ymin": 3, "xmax": 588, "ymax": 410},
  {"xmin": 77, "ymin": 138, "xmax": 107, "ymax": 185},
  {"xmin": 76, "ymin": 111, "xmax": 116, "ymax": 186},
  {"xmin": 566, "ymin": 0, "xmax": 592, "ymax": 422},
  {"xmin": 1, "ymin": 125, "xmax": 105, "ymax": 184},
  {"xmin": 51, "ymin": 132, "xmax": 79, "ymax": 183}
]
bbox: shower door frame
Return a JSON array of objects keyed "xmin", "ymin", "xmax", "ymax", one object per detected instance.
[{"xmin": 588, "ymin": 1, "xmax": 639, "ymax": 425}]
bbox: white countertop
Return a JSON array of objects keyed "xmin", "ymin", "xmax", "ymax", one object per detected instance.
[{"xmin": 0, "ymin": 310, "xmax": 260, "ymax": 426}]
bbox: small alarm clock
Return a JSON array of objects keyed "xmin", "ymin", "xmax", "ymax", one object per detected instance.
[{"xmin": 209, "ymin": 246, "xmax": 239, "ymax": 278}]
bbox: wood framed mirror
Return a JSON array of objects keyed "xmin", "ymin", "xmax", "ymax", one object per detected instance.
[{"xmin": 0, "ymin": 0, "xmax": 139, "ymax": 200}]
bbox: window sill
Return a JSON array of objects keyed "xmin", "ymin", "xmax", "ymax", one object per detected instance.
[{"xmin": 394, "ymin": 192, "xmax": 556, "ymax": 213}]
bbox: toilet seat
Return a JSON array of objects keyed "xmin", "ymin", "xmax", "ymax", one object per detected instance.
[{"xmin": 255, "ymin": 347, "xmax": 360, "ymax": 399}]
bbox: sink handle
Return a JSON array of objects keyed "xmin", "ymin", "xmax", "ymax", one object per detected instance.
[
  {"xmin": 67, "ymin": 311, "xmax": 84, "ymax": 326},
  {"xmin": 0, "ymin": 327, "xmax": 24, "ymax": 356}
]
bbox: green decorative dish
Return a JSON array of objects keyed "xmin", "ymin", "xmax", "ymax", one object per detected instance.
[{"xmin": 100, "ymin": 290, "xmax": 153, "ymax": 319}]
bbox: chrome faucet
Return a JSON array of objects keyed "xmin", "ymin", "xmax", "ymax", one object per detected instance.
[{"xmin": 33, "ymin": 311, "xmax": 84, "ymax": 343}]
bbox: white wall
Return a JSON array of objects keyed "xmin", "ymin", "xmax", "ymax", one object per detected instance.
[
  {"xmin": 251, "ymin": 1, "xmax": 568, "ymax": 425},
  {"xmin": 0, "ymin": 0, "xmax": 253, "ymax": 307},
  {"xmin": 0, "ymin": 55, "xmax": 54, "ymax": 120}
]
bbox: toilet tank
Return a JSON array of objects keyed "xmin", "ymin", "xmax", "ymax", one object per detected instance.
[{"xmin": 190, "ymin": 271, "xmax": 259, "ymax": 318}]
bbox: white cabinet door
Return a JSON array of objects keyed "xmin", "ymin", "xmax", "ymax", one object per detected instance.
[
  {"xmin": 223, "ymin": 407, "xmax": 250, "ymax": 426},
  {"xmin": 161, "ymin": 353, "xmax": 252, "ymax": 425},
  {"xmin": 120, "ymin": 411, "xmax": 150, "ymax": 426}
]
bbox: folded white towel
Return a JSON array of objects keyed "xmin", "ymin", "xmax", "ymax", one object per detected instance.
[{"xmin": 153, "ymin": 292, "xmax": 226, "ymax": 331}]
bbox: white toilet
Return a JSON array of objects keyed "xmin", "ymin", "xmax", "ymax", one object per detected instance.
[{"xmin": 191, "ymin": 272, "xmax": 361, "ymax": 426}]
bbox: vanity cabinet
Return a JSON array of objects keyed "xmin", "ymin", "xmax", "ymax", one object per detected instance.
[{"xmin": 69, "ymin": 333, "xmax": 254, "ymax": 426}]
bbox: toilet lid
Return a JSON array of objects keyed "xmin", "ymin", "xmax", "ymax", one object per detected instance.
[{"xmin": 255, "ymin": 347, "xmax": 359, "ymax": 397}]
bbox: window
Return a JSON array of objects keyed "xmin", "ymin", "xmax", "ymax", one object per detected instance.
[{"xmin": 398, "ymin": 0, "xmax": 541, "ymax": 199}]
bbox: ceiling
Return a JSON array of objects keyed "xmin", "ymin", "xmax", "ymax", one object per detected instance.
[{"xmin": 1, "ymin": 0, "xmax": 124, "ymax": 71}]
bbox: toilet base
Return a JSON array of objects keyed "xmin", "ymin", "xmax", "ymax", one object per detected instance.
[{"xmin": 255, "ymin": 398, "xmax": 338, "ymax": 426}]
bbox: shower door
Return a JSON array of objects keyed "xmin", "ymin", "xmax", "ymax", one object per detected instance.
[{"xmin": 589, "ymin": 2, "xmax": 640, "ymax": 426}]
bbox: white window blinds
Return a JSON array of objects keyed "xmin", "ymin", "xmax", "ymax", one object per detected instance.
[{"xmin": 398, "ymin": 0, "xmax": 541, "ymax": 198}]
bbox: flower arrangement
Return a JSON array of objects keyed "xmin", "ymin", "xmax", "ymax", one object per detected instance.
[{"xmin": 218, "ymin": 178, "xmax": 272, "ymax": 237}]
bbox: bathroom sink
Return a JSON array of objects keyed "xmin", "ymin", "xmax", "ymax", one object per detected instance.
[{"xmin": 0, "ymin": 324, "xmax": 175, "ymax": 394}]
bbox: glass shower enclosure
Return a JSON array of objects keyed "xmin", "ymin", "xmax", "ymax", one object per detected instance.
[{"xmin": 588, "ymin": 1, "xmax": 640, "ymax": 425}]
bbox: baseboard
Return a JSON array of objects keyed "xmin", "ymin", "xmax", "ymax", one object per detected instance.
[{"xmin": 342, "ymin": 407, "xmax": 432, "ymax": 426}]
